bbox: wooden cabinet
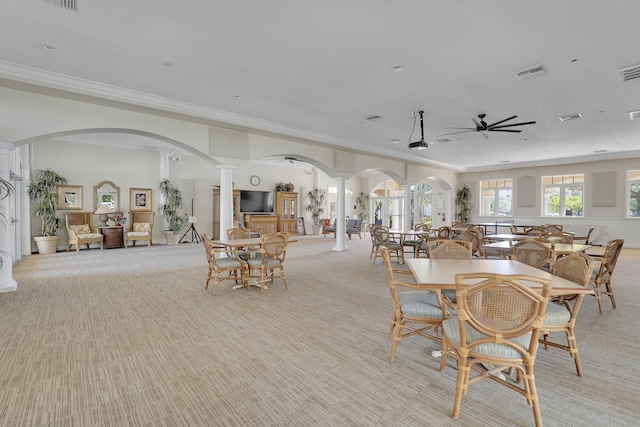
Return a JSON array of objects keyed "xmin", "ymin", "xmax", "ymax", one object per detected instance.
[
  {"xmin": 276, "ymin": 191, "xmax": 298, "ymax": 233},
  {"xmin": 212, "ymin": 188, "xmax": 241, "ymax": 240},
  {"xmin": 100, "ymin": 226, "xmax": 124, "ymax": 249},
  {"xmin": 244, "ymin": 214, "xmax": 278, "ymax": 235}
]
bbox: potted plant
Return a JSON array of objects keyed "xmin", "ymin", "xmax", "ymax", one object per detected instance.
[
  {"xmin": 26, "ymin": 169, "xmax": 68, "ymax": 254},
  {"xmin": 158, "ymin": 178, "xmax": 185, "ymax": 245},
  {"xmin": 356, "ymin": 192, "xmax": 369, "ymax": 221},
  {"xmin": 305, "ymin": 188, "xmax": 325, "ymax": 234},
  {"xmin": 455, "ymin": 184, "xmax": 471, "ymax": 223},
  {"xmin": 275, "ymin": 182, "xmax": 288, "ymax": 192}
]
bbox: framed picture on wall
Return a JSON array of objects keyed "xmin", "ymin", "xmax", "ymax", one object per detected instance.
[
  {"xmin": 130, "ymin": 188, "xmax": 152, "ymax": 212},
  {"xmin": 57, "ymin": 185, "xmax": 83, "ymax": 210}
]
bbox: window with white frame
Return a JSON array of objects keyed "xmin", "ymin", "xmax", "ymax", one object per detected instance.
[
  {"xmin": 627, "ymin": 170, "xmax": 640, "ymax": 217},
  {"xmin": 480, "ymin": 179, "xmax": 512, "ymax": 216},
  {"xmin": 542, "ymin": 174, "xmax": 584, "ymax": 217}
]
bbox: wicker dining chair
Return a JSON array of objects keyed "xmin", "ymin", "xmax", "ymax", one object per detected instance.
[
  {"xmin": 247, "ymin": 232, "xmax": 289, "ymax": 291},
  {"xmin": 509, "ymin": 239, "xmax": 554, "ymax": 270},
  {"xmin": 441, "ymin": 273, "xmax": 552, "ymax": 427},
  {"xmin": 379, "ymin": 247, "xmax": 449, "ymax": 362},
  {"xmin": 227, "ymin": 227, "xmax": 251, "ymax": 259},
  {"xmin": 201, "ymin": 234, "xmax": 248, "ymax": 295},
  {"xmin": 372, "ymin": 226, "xmax": 403, "ymax": 264},
  {"xmin": 541, "ymin": 231, "xmax": 574, "ymax": 244},
  {"xmin": 573, "ymin": 227, "xmax": 595, "ymax": 245},
  {"xmin": 460, "ymin": 226, "xmax": 484, "ymax": 257},
  {"xmin": 427, "ymin": 239, "xmax": 472, "ymax": 260},
  {"xmin": 587, "ymin": 239, "xmax": 624, "ymax": 313},
  {"xmin": 540, "ymin": 252, "xmax": 595, "ymax": 376},
  {"xmin": 436, "ymin": 226, "xmax": 452, "ymax": 239}
]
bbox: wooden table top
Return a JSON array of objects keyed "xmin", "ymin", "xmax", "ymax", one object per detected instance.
[
  {"xmin": 211, "ymin": 237, "xmax": 297, "ymax": 247},
  {"xmin": 481, "ymin": 241, "xmax": 591, "ymax": 253},
  {"xmin": 405, "ymin": 258, "xmax": 592, "ymax": 296},
  {"xmin": 484, "ymin": 233, "xmax": 531, "ymax": 241}
]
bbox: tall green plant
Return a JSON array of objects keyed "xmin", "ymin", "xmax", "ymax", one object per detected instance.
[
  {"xmin": 305, "ymin": 188, "xmax": 325, "ymax": 226},
  {"xmin": 356, "ymin": 192, "xmax": 369, "ymax": 221},
  {"xmin": 158, "ymin": 179, "xmax": 185, "ymax": 234},
  {"xmin": 455, "ymin": 184, "xmax": 471, "ymax": 223},
  {"xmin": 27, "ymin": 169, "xmax": 68, "ymax": 236}
]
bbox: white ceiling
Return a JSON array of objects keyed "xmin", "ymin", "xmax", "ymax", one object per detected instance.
[{"xmin": 2, "ymin": 0, "xmax": 640, "ymax": 171}]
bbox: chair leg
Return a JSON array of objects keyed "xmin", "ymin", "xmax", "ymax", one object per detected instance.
[
  {"xmin": 451, "ymin": 361, "xmax": 470, "ymax": 419},
  {"xmin": 566, "ymin": 329, "xmax": 582, "ymax": 377},
  {"xmin": 280, "ymin": 266, "xmax": 288, "ymax": 289},
  {"xmin": 389, "ymin": 323, "xmax": 404, "ymax": 362},
  {"xmin": 606, "ymin": 282, "xmax": 616, "ymax": 308},
  {"xmin": 594, "ymin": 286, "xmax": 604, "ymax": 313}
]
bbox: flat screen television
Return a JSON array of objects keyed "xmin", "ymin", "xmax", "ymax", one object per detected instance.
[{"xmin": 240, "ymin": 190, "xmax": 275, "ymax": 213}]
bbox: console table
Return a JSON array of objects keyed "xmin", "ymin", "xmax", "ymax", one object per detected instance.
[{"xmin": 100, "ymin": 226, "xmax": 124, "ymax": 249}]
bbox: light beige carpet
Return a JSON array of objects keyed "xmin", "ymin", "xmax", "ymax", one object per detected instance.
[{"xmin": 1, "ymin": 235, "xmax": 639, "ymax": 426}]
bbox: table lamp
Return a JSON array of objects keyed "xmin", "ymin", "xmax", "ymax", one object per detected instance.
[{"xmin": 94, "ymin": 202, "xmax": 115, "ymax": 227}]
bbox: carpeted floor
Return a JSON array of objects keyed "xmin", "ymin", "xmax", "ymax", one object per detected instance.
[{"xmin": 1, "ymin": 234, "xmax": 639, "ymax": 426}]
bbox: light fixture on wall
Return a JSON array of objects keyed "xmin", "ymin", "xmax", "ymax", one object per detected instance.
[{"xmin": 94, "ymin": 202, "xmax": 115, "ymax": 227}]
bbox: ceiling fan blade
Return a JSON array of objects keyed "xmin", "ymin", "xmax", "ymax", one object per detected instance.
[
  {"xmin": 486, "ymin": 115, "xmax": 517, "ymax": 128},
  {"xmin": 490, "ymin": 129, "xmax": 522, "ymax": 133},
  {"xmin": 437, "ymin": 130, "xmax": 475, "ymax": 136},
  {"xmin": 489, "ymin": 121, "xmax": 536, "ymax": 129},
  {"xmin": 441, "ymin": 127, "xmax": 476, "ymax": 130},
  {"xmin": 481, "ymin": 131, "xmax": 489, "ymax": 140}
]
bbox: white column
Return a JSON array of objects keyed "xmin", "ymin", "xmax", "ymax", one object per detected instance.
[
  {"xmin": 0, "ymin": 142, "xmax": 18, "ymax": 292},
  {"xmin": 403, "ymin": 185, "xmax": 411, "ymax": 230},
  {"xmin": 217, "ymin": 165, "xmax": 236, "ymax": 242},
  {"xmin": 332, "ymin": 177, "xmax": 348, "ymax": 252}
]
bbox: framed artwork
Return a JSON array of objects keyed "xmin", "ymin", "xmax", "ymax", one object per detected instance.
[
  {"xmin": 130, "ymin": 188, "xmax": 152, "ymax": 212},
  {"xmin": 57, "ymin": 185, "xmax": 83, "ymax": 210}
]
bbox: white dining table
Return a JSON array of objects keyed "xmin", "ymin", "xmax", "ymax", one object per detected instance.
[
  {"xmin": 405, "ymin": 258, "xmax": 592, "ymax": 297},
  {"xmin": 481, "ymin": 241, "xmax": 591, "ymax": 255}
]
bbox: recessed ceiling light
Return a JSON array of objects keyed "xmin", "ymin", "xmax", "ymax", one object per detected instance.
[
  {"xmin": 231, "ymin": 95, "xmax": 241, "ymax": 100},
  {"xmin": 559, "ymin": 113, "xmax": 582, "ymax": 121},
  {"xmin": 391, "ymin": 139, "xmax": 400, "ymax": 144},
  {"xmin": 162, "ymin": 61, "xmax": 173, "ymax": 67},
  {"xmin": 436, "ymin": 138, "xmax": 450, "ymax": 143},
  {"xmin": 365, "ymin": 114, "xmax": 383, "ymax": 122},
  {"xmin": 391, "ymin": 65, "xmax": 405, "ymax": 72},
  {"xmin": 42, "ymin": 44, "xmax": 59, "ymax": 52},
  {"xmin": 629, "ymin": 110, "xmax": 640, "ymax": 120},
  {"xmin": 500, "ymin": 160, "xmax": 511, "ymax": 163},
  {"xmin": 593, "ymin": 149, "xmax": 607, "ymax": 153}
]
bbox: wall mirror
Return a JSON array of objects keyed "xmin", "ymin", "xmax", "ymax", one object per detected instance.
[{"xmin": 94, "ymin": 180, "xmax": 120, "ymax": 211}]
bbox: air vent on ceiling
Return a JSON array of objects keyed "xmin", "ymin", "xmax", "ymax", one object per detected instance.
[
  {"xmin": 618, "ymin": 64, "xmax": 640, "ymax": 83},
  {"xmin": 365, "ymin": 114, "xmax": 383, "ymax": 122},
  {"xmin": 41, "ymin": 0, "xmax": 77, "ymax": 12},
  {"xmin": 513, "ymin": 64, "xmax": 548, "ymax": 80},
  {"xmin": 436, "ymin": 138, "xmax": 450, "ymax": 143},
  {"xmin": 629, "ymin": 110, "xmax": 640, "ymax": 120},
  {"xmin": 559, "ymin": 113, "xmax": 582, "ymax": 122}
]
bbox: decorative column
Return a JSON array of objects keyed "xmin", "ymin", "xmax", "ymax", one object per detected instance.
[
  {"xmin": 0, "ymin": 142, "xmax": 18, "ymax": 292},
  {"xmin": 216, "ymin": 165, "xmax": 236, "ymax": 242},
  {"xmin": 403, "ymin": 185, "xmax": 412, "ymax": 230},
  {"xmin": 332, "ymin": 177, "xmax": 348, "ymax": 252}
]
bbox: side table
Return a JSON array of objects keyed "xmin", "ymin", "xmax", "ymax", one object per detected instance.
[{"xmin": 100, "ymin": 226, "xmax": 124, "ymax": 249}]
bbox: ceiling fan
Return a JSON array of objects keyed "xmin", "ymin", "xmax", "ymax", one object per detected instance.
[{"xmin": 440, "ymin": 113, "xmax": 536, "ymax": 140}]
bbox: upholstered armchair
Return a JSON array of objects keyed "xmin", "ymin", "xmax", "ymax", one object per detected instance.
[
  {"xmin": 64, "ymin": 212, "xmax": 104, "ymax": 253},
  {"xmin": 124, "ymin": 211, "xmax": 154, "ymax": 248},
  {"xmin": 346, "ymin": 219, "xmax": 362, "ymax": 240},
  {"xmin": 322, "ymin": 218, "xmax": 335, "ymax": 237}
]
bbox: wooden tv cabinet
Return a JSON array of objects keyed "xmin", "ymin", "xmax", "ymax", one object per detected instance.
[{"xmin": 244, "ymin": 214, "xmax": 278, "ymax": 235}]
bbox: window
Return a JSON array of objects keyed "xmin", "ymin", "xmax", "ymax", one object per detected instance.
[
  {"xmin": 627, "ymin": 170, "xmax": 640, "ymax": 217},
  {"xmin": 542, "ymin": 174, "xmax": 584, "ymax": 217},
  {"xmin": 480, "ymin": 179, "xmax": 512, "ymax": 216}
]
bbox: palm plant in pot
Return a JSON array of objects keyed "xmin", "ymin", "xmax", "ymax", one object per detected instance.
[
  {"xmin": 26, "ymin": 169, "xmax": 68, "ymax": 254},
  {"xmin": 158, "ymin": 178, "xmax": 185, "ymax": 245},
  {"xmin": 305, "ymin": 188, "xmax": 325, "ymax": 234}
]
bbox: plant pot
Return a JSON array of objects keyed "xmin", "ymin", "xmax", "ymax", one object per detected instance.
[
  {"xmin": 34, "ymin": 236, "xmax": 60, "ymax": 254},
  {"xmin": 165, "ymin": 231, "xmax": 180, "ymax": 245}
]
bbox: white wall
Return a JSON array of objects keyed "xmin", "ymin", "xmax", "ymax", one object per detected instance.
[{"xmin": 460, "ymin": 158, "xmax": 640, "ymax": 247}]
